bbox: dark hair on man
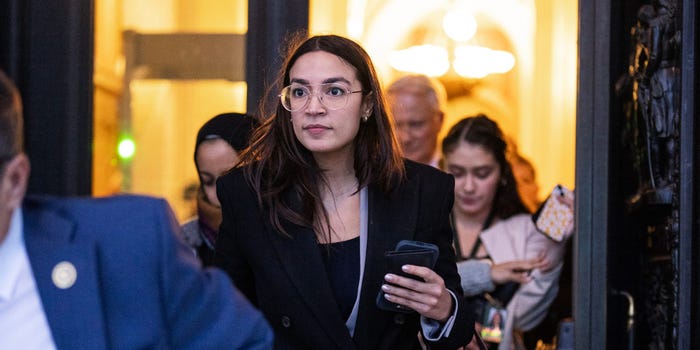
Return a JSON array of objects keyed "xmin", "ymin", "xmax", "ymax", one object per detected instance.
[
  {"xmin": 0, "ymin": 70, "xmax": 23, "ymax": 165},
  {"xmin": 441, "ymin": 114, "xmax": 528, "ymax": 222},
  {"xmin": 238, "ymin": 33, "xmax": 405, "ymax": 238}
]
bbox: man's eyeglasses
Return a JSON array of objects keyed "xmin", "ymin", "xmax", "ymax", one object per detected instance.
[{"xmin": 280, "ymin": 83, "xmax": 363, "ymax": 112}]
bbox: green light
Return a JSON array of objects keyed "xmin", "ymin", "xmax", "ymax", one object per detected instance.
[{"xmin": 117, "ymin": 138, "xmax": 136, "ymax": 160}]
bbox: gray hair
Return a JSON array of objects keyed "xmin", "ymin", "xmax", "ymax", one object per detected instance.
[{"xmin": 386, "ymin": 74, "xmax": 447, "ymax": 114}]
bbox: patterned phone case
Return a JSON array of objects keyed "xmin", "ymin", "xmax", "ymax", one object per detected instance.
[{"xmin": 532, "ymin": 185, "xmax": 574, "ymax": 242}]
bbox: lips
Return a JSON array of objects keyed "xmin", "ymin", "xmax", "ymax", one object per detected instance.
[
  {"xmin": 457, "ymin": 196, "xmax": 478, "ymax": 206},
  {"xmin": 303, "ymin": 124, "xmax": 331, "ymax": 135}
]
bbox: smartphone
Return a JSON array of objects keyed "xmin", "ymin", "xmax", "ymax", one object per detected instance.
[
  {"xmin": 376, "ymin": 240, "xmax": 439, "ymax": 313},
  {"xmin": 532, "ymin": 184, "xmax": 574, "ymax": 242}
]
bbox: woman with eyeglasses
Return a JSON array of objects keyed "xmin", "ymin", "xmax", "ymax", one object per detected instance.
[{"xmin": 214, "ymin": 33, "xmax": 475, "ymax": 349}]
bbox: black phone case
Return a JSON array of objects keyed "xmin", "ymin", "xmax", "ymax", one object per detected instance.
[{"xmin": 376, "ymin": 240, "xmax": 439, "ymax": 313}]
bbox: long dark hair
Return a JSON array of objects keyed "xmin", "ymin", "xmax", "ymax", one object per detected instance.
[
  {"xmin": 239, "ymin": 33, "xmax": 405, "ymax": 238},
  {"xmin": 441, "ymin": 114, "xmax": 528, "ymax": 222}
]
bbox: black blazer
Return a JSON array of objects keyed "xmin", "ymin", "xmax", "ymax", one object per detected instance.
[{"xmin": 215, "ymin": 160, "xmax": 474, "ymax": 350}]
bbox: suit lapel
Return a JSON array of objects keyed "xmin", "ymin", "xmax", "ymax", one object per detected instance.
[
  {"xmin": 354, "ymin": 175, "xmax": 420, "ymax": 349},
  {"xmin": 23, "ymin": 201, "xmax": 108, "ymax": 350},
  {"xmin": 269, "ymin": 219, "xmax": 356, "ymax": 348}
]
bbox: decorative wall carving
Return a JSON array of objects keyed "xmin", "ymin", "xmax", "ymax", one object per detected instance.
[
  {"xmin": 617, "ymin": 0, "xmax": 681, "ymax": 349},
  {"xmin": 624, "ymin": 0, "xmax": 681, "ymax": 204}
]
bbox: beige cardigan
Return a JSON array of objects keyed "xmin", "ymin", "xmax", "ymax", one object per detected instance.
[{"xmin": 480, "ymin": 214, "xmax": 570, "ymax": 350}]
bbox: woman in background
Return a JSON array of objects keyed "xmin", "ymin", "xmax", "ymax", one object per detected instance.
[
  {"xmin": 181, "ymin": 112, "xmax": 255, "ymax": 266},
  {"xmin": 442, "ymin": 114, "xmax": 573, "ymax": 349},
  {"xmin": 215, "ymin": 34, "xmax": 474, "ymax": 349}
]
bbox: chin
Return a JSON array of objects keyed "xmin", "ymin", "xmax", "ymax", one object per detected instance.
[
  {"xmin": 457, "ymin": 205, "xmax": 486, "ymax": 218},
  {"xmin": 299, "ymin": 140, "xmax": 331, "ymax": 152}
]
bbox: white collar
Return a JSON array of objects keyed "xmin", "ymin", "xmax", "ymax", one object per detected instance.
[
  {"xmin": 428, "ymin": 150, "xmax": 442, "ymax": 168},
  {"xmin": 0, "ymin": 209, "xmax": 25, "ymax": 301}
]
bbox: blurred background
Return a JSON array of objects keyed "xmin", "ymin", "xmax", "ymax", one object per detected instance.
[
  {"xmin": 6, "ymin": 1, "xmax": 698, "ymax": 348},
  {"xmin": 94, "ymin": 0, "xmax": 577, "ymax": 221}
]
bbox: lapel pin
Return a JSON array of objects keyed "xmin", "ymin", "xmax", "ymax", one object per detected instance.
[{"xmin": 51, "ymin": 261, "xmax": 77, "ymax": 289}]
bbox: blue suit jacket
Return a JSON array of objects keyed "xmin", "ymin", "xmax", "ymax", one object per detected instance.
[{"xmin": 22, "ymin": 195, "xmax": 273, "ymax": 349}]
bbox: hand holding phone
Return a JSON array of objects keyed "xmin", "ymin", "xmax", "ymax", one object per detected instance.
[{"xmin": 376, "ymin": 240, "xmax": 439, "ymax": 313}]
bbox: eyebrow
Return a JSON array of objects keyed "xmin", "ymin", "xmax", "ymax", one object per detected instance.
[
  {"xmin": 447, "ymin": 164, "xmax": 495, "ymax": 172},
  {"xmin": 473, "ymin": 165, "xmax": 497, "ymax": 173},
  {"xmin": 290, "ymin": 77, "xmax": 352, "ymax": 86}
]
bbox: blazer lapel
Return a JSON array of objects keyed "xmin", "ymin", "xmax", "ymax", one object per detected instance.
[
  {"xmin": 354, "ymin": 176, "xmax": 420, "ymax": 349},
  {"xmin": 269, "ymin": 220, "xmax": 356, "ymax": 348},
  {"xmin": 23, "ymin": 201, "xmax": 108, "ymax": 350}
]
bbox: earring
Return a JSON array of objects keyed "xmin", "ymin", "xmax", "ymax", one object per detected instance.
[{"xmin": 362, "ymin": 115, "xmax": 369, "ymax": 122}]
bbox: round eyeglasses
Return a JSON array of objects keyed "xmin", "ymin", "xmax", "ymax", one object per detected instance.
[{"xmin": 280, "ymin": 83, "xmax": 364, "ymax": 112}]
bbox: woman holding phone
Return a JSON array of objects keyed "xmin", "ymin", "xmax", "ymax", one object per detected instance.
[
  {"xmin": 441, "ymin": 114, "xmax": 573, "ymax": 349},
  {"xmin": 214, "ymin": 34, "xmax": 474, "ymax": 349}
]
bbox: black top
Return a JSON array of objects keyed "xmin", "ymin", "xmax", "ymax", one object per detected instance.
[
  {"xmin": 318, "ymin": 236, "xmax": 360, "ymax": 321},
  {"xmin": 451, "ymin": 213, "xmax": 494, "ymax": 261}
]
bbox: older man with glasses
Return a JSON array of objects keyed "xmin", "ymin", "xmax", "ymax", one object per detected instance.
[{"xmin": 386, "ymin": 74, "xmax": 447, "ymax": 168}]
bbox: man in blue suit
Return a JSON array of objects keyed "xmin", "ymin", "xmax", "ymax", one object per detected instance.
[{"xmin": 0, "ymin": 70, "xmax": 273, "ymax": 349}]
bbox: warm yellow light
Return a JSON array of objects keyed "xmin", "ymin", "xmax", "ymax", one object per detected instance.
[
  {"xmin": 442, "ymin": 10, "xmax": 477, "ymax": 42},
  {"xmin": 388, "ymin": 45, "xmax": 450, "ymax": 77},
  {"xmin": 453, "ymin": 45, "xmax": 515, "ymax": 78}
]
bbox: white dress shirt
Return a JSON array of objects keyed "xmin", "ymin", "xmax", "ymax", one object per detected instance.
[
  {"xmin": 0, "ymin": 209, "xmax": 57, "ymax": 350},
  {"xmin": 428, "ymin": 151, "xmax": 442, "ymax": 169}
]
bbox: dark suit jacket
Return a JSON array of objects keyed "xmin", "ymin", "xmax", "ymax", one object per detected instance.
[
  {"xmin": 215, "ymin": 160, "xmax": 474, "ymax": 350},
  {"xmin": 22, "ymin": 195, "xmax": 273, "ymax": 350}
]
